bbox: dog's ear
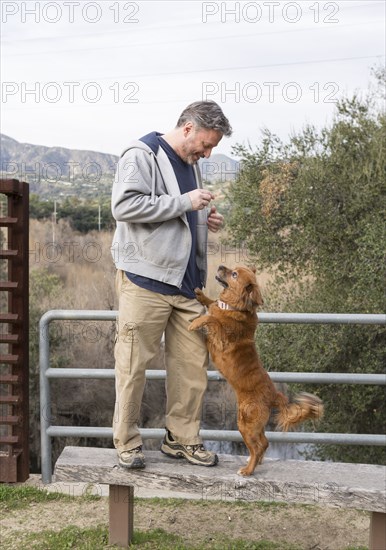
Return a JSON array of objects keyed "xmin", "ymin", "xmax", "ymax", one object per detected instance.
[{"xmin": 246, "ymin": 283, "xmax": 264, "ymax": 308}]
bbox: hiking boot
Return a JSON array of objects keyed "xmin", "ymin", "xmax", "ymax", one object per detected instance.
[
  {"xmin": 160, "ymin": 429, "xmax": 218, "ymax": 467},
  {"xmin": 118, "ymin": 446, "xmax": 145, "ymax": 469}
]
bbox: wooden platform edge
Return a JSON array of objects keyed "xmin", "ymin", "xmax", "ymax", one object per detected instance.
[{"xmin": 54, "ymin": 447, "xmax": 386, "ymax": 514}]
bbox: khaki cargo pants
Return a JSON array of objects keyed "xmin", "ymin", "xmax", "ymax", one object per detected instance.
[{"xmin": 113, "ymin": 269, "xmax": 209, "ymax": 452}]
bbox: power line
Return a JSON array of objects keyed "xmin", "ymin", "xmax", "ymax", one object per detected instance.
[
  {"xmin": 2, "ymin": 84, "xmax": 375, "ymax": 111},
  {"xmin": 38, "ymin": 54, "xmax": 386, "ymax": 82},
  {"xmin": 1, "ymin": 0, "xmax": 383, "ymax": 46},
  {"xmin": 2, "ymin": 54, "xmax": 383, "ymax": 86},
  {"xmin": 3, "ymin": 20, "xmax": 382, "ymax": 57},
  {"xmin": 1, "ymin": 54, "xmax": 383, "ymax": 111}
]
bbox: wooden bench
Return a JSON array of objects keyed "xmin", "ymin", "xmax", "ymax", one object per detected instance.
[{"xmin": 54, "ymin": 446, "xmax": 386, "ymax": 549}]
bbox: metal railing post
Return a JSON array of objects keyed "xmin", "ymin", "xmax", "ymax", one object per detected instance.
[{"xmin": 39, "ymin": 312, "xmax": 53, "ymax": 483}]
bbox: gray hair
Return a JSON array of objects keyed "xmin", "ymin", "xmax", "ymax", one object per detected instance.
[{"xmin": 176, "ymin": 101, "xmax": 233, "ymax": 137}]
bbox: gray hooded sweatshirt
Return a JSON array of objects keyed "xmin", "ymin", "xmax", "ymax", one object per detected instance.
[{"xmin": 111, "ymin": 140, "xmax": 208, "ymax": 289}]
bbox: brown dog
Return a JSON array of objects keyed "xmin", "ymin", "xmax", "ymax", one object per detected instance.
[{"xmin": 189, "ymin": 265, "xmax": 323, "ymax": 476}]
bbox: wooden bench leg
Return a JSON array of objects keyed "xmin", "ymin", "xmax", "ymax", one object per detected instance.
[
  {"xmin": 369, "ymin": 512, "xmax": 386, "ymax": 550},
  {"xmin": 109, "ymin": 485, "xmax": 134, "ymax": 547}
]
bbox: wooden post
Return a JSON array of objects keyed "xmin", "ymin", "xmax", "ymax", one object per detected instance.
[
  {"xmin": 0, "ymin": 179, "xmax": 29, "ymax": 482},
  {"xmin": 109, "ymin": 484, "xmax": 134, "ymax": 547},
  {"xmin": 369, "ymin": 512, "xmax": 386, "ymax": 550}
]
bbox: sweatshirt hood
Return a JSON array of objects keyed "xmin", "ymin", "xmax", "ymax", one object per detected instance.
[
  {"xmin": 120, "ymin": 138, "xmax": 159, "ymax": 205},
  {"xmin": 139, "ymin": 131, "xmax": 163, "ymax": 154}
]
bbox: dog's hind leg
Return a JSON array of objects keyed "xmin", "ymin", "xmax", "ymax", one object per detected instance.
[
  {"xmin": 237, "ymin": 426, "xmax": 258, "ymax": 476},
  {"xmin": 237, "ymin": 403, "xmax": 269, "ymax": 476},
  {"xmin": 237, "ymin": 428, "xmax": 268, "ymax": 476}
]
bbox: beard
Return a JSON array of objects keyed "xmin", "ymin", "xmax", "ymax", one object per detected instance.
[
  {"xmin": 185, "ymin": 154, "xmax": 199, "ymax": 165},
  {"xmin": 180, "ymin": 143, "xmax": 201, "ymax": 165}
]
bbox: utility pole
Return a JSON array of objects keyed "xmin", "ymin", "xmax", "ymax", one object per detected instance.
[{"xmin": 52, "ymin": 200, "xmax": 57, "ymax": 244}]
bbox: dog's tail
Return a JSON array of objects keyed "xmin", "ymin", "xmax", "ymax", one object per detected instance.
[{"xmin": 274, "ymin": 392, "xmax": 323, "ymax": 432}]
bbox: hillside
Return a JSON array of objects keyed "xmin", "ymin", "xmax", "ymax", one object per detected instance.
[
  {"xmin": 0, "ymin": 134, "xmax": 238, "ymax": 200},
  {"xmin": 0, "ymin": 134, "xmax": 117, "ymax": 198}
]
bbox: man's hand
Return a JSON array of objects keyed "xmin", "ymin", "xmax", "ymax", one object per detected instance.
[
  {"xmin": 207, "ymin": 205, "xmax": 223, "ymax": 233},
  {"xmin": 188, "ymin": 189, "xmax": 214, "ymax": 211}
]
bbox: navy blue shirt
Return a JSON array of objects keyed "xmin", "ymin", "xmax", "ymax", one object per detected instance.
[{"xmin": 125, "ymin": 132, "xmax": 202, "ymax": 299}]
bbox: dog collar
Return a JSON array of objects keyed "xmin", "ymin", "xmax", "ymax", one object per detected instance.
[{"xmin": 217, "ymin": 300, "xmax": 238, "ymax": 311}]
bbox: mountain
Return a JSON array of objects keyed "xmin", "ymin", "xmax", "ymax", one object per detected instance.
[
  {"xmin": 0, "ymin": 134, "xmax": 238, "ymax": 198},
  {"xmin": 0, "ymin": 134, "xmax": 117, "ymax": 196},
  {"xmin": 199, "ymin": 154, "xmax": 239, "ymax": 184}
]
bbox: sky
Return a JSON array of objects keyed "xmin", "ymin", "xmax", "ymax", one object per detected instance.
[{"xmin": 1, "ymin": 0, "xmax": 385, "ymax": 158}]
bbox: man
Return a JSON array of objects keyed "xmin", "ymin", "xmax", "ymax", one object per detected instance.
[{"xmin": 111, "ymin": 100, "xmax": 232, "ymax": 469}]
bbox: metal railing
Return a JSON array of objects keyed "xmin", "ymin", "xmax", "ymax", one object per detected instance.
[{"xmin": 40, "ymin": 309, "xmax": 386, "ymax": 483}]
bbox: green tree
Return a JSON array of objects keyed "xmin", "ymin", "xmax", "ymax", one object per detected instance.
[
  {"xmin": 225, "ymin": 72, "xmax": 386, "ymax": 463},
  {"xmin": 29, "ymin": 194, "xmax": 54, "ymax": 220},
  {"xmin": 30, "ymin": 194, "xmax": 114, "ymax": 233}
]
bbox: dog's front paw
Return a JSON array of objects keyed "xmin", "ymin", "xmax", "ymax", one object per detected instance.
[
  {"xmin": 194, "ymin": 288, "xmax": 215, "ymax": 307},
  {"xmin": 194, "ymin": 288, "xmax": 205, "ymax": 303},
  {"xmin": 188, "ymin": 319, "xmax": 201, "ymax": 332}
]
